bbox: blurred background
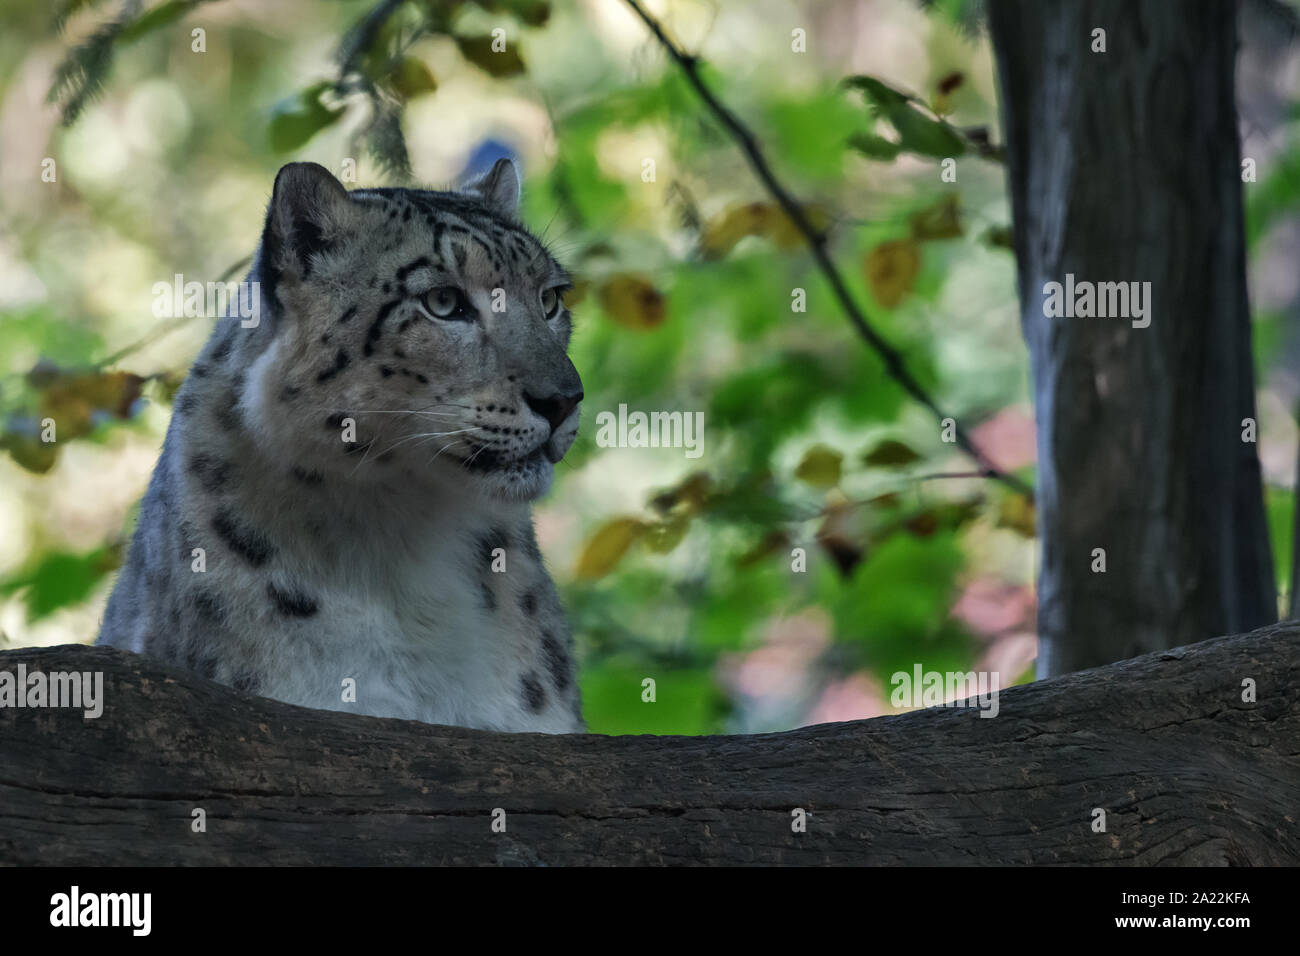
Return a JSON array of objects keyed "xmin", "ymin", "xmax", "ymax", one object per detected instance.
[{"xmin": 1, "ymin": 0, "xmax": 1296, "ymax": 734}]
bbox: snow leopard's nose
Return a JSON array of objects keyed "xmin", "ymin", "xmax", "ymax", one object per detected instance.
[{"xmin": 524, "ymin": 388, "xmax": 583, "ymax": 432}]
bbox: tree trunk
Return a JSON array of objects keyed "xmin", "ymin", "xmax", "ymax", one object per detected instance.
[
  {"xmin": 988, "ymin": 0, "xmax": 1276, "ymax": 676},
  {"xmin": 1, "ymin": 624, "xmax": 1296, "ymax": 865}
]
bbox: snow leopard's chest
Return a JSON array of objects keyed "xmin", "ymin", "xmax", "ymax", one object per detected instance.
[{"xmin": 232, "ymin": 510, "xmax": 582, "ymax": 733}]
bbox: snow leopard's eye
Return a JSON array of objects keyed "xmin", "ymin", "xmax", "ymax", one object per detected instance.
[
  {"xmin": 424, "ymin": 286, "xmax": 472, "ymax": 321},
  {"xmin": 540, "ymin": 286, "xmax": 566, "ymax": 320}
]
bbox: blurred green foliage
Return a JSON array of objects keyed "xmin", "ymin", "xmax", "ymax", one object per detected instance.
[{"xmin": 3, "ymin": 0, "xmax": 1295, "ymax": 732}]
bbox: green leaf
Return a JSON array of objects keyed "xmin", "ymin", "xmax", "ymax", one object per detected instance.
[
  {"xmin": 579, "ymin": 666, "xmax": 724, "ymax": 735},
  {"xmin": 454, "ymin": 34, "xmax": 526, "ymax": 77},
  {"xmin": 844, "ymin": 75, "xmax": 912, "ymax": 110},
  {"xmin": 845, "ymin": 74, "xmax": 966, "ymax": 159},
  {"xmin": 848, "ymin": 131, "xmax": 902, "ymax": 161},
  {"xmin": 888, "ymin": 105, "xmax": 966, "ymax": 158},
  {"xmin": 832, "ymin": 531, "xmax": 969, "ymax": 676},
  {"xmin": 473, "ymin": 0, "xmax": 552, "ymax": 27},
  {"xmin": 119, "ymin": 1, "xmax": 190, "ymax": 42},
  {"xmin": 268, "ymin": 82, "xmax": 343, "ymax": 153},
  {"xmin": 1266, "ymin": 486, "xmax": 1294, "ymax": 597},
  {"xmin": 389, "ymin": 57, "xmax": 437, "ymax": 99},
  {"xmin": 1245, "ymin": 146, "xmax": 1300, "ymax": 248},
  {"xmin": 863, "ymin": 438, "xmax": 922, "ymax": 467},
  {"xmin": 0, "ymin": 547, "xmax": 120, "ymax": 621},
  {"xmin": 762, "ymin": 91, "xmax": 861, "ymax": 179}
]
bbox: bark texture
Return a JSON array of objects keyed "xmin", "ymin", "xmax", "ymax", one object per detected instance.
[
  {"xmin": 1, "ymin": 622, "xmax": 1297, "ymax": 865},
  {"xmin": 988, "ymin": 0, "xmax": 1276, "ymax": 676}
]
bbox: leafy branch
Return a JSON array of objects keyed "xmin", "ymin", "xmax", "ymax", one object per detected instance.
[
  {"xmin": 620, "ymin": 0, "xmax": 1032, "ymax": 499},
  {"xmin": 48, "ymin": 0, "xmax": 222, "ymax": 125}
]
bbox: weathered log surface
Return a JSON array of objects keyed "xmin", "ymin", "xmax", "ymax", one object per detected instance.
[{"xmin": 1, "ymin": 621, "xmax": 1297, "ymax": 865}]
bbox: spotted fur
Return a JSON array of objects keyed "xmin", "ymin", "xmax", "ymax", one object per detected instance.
[{"xmin": 98, "ymin": 159, "xmax": 584, "ymax": 733}]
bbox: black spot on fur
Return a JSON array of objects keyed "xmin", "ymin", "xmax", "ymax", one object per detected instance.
[
  {"xmin": 520, "ymin": 589, "xmax": 538, "ymax": 616},
  {"xmin": 317, "ymin": 348, "xmax": 350, "ymax": 382},
  {"xmin": 211, "ymin": 509, "xmax": 275, "ymax": 567},
  {"xmin": 293, "ymin": 218, "xmax": 331, "ymax": 277},
  {"xmin": 291, "ymin": 466, "xmax": 324, "ymax": 486},
  {"xmin": 174, "ymin": 392, "xmax": 198, "ymax": 416},
  {"xmin": 187, "ymin": 454, "xmax": 233, "ymax": 494},
  {"xmin": 338, "ymin": 306, "xmax": 357, "ymax": 324},
  {"xmin": 193, "ymin": 589, "xmax": 226, "ymax": 623},
  {"xmin": 280, "ymin": 385, "xmax": 301, "ymax": 402},
  {"xmin": 191, "ymin": 362, "xmax": 210, "ymax": 378},
  {"xmin": 521, "ymin": 672, "xmax": 546, "ymax": 713},
  {"xmin": 267, "ymin": 581, "xmax": 319, "ymax": 617},
  {"xmin": 541, "ymin": 631, "xmax": 571, "ymax": 692},
  {"xmin": 215, "ymin": 397, "xmax": 243, "ymax": 432},
  {"xmin": 365, "ymin": 300, "xmax": 402, "ymax": 356},
  {"xmin": 187, "ymin": 643, "xmax": 221, "ymax": 680},
  {"xmin": 379, "ymin": 366, "xmax": 394, "ymax": 377}
]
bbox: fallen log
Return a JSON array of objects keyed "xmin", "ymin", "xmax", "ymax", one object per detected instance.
[{"xmin": 1, "ymin": 621, "xmax": 1297, "ymax": 865}]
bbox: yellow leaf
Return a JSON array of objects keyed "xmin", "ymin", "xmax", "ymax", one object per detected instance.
[
  {"xmin": 982, "ymin": 224, "xmax": 1014, "ymax": 250},
  {"xmin": 908, "ymin": 194, "xmax": 963, "ymax": 241},
  {"xmin": 862, "ymin": 438, "xmax": 922, "ymax": 467},
  {"xmin": 649, "ymin": 471, "xmax": 713, "ymax": 514},
  {"xmin": 597, "ymin": 274, "xmax": 666, "ymax": 330},
  {"xmin": 931, "ymin": 71, "xmax": 964, "ymax": 117},
  {"xmin": 795, "ymin": 444, "xmax": 843, "ymax": 489},
  {"xmin": 643, "ymin": 514, "xmax": 690, "ymax": 554},
  {"xmin": 698, "ymin": 202, "xmax": 828, "ymax": 259},
  {"xmin": 997, "ymin": 494, "xmax": 1036, "ymax": 537},
  {"xmin": 389, "ymin": 57, "xmax": 437, "ymax": 99},
  {"xmin": 699, "ymin": 203, "xmax": 767, "ymax": 259},
  {"xmin": 864, "ymin": 239, "xmax": 921, "ymax": 308},
  {"xmin": 37, "ymin": 369, "xmax": 144, "ymax": 441},
  {"xmin": 766, "ymin": 203, "xmax": 831, "ymax": 249},
  {"xmin": 562, "ymin": 278, "xmax": 591, "ymax": 308},
  {"xmin": 574, "ymin": 517, "xmax": 647, "ymax": 578}
]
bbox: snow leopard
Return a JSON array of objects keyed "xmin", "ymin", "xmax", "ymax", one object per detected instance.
[{"xmin": 97, "ymin": 158, "xmax": 585, "ymax": 733}]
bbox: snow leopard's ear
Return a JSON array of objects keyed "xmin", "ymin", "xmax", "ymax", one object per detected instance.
[
  {"xmin": 259, "ymin": 162, "xmax": 352, "ymax": 311},
  {"xmin": 462, "ymin": 157, "xmax": 520, "ymax": 218}
]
